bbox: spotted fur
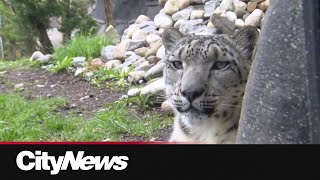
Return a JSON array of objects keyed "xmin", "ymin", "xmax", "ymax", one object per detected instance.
[{"xmin": 162, "ymin": 26, "xmax": 259, "ymax": 144}]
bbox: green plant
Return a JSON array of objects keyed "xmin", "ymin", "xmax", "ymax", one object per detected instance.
[
  {"xmin": 117, "ymin": 94, "xmax": 153, "ymax": 112},
  {"xmin": 54, "ymin": 34, "xmax": 114, "ymax": 61},
  {"xmin": 49, "ymin": 56, "xmax": 73, "ymax": 73},
  {"xmin": 49, "ymin": 34, "xmax": 115, "ymax": 73},
  {"xmin": 86, "ymin": 66, "xmax": 135, "ymax": 89},
  {"xmin": 106, "ymin": 93, "xmax": 157, "ymax": 113}
]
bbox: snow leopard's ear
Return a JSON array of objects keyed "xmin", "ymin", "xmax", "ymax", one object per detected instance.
[
  {"xmin": 162, "ymin": 28, "xmax": 184, "ymax": 53},
  {"xmin": 232, "ymin": 26, "xmax": 259, "ymax": 59}
]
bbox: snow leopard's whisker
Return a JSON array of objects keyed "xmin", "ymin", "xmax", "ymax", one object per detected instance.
[
  {"xmin": 219, "ymin": 103, "xmax": 242, "ymax": 108},
  {"xmin": 218, "ymin": 97, "xmax": 243, "ymax": 101}
]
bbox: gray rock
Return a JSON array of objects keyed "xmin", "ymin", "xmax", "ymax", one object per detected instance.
[
  {"xmin": 179, "ymin": 19, "xmax": 205, "ymax": 34},
  {"xmin": 156, "ymin": 45, "xmax": 166, "ymax": 60},
  {"xmin": 154, "ymin": 10, "xmax": 174, "ymax": 29},
  {"xmin": 127, "ymin": 24, "xmax": 140, "ymax": 38},
  {"xmin": 105, "ymin": 60, "xmax": 122, "ymax": 70},
  {"xmin": 164, "ymin": 0, "xmax": 180, "ymax": 15},
  {"xmin": 235, "ymin": 19, "xmax": 245, "ymax": 28},
  {"xmin": 204, "ymin": 0, "xmax": 222, "ymax": 18},
  {"xmin": 257, "ymin": 0, "xmax": 269, "ymax": 12},
  {"xmin": 244, "ymin": 9, "xmax": 264, "ymax": 27},
  {"xmin": 127, "ymin": 40, "xmax": 147, "ymax": 51},
  {"xmin": 211, "ymin": 12, "xmax": 235, "ymax": 35},
  {"xmin": 190, "ymin": 5, "xmax": 205, "ymax": 20},
  {"xmin": 147, "ymin": 56, "xmax": 161, "ymax": 64},
  {"xmin": 74, "ymin": 67, "xmax": 84, "ymax": 76},
  {"xmin": 161, "ymin": 100, "xmax": 175, "ymax": 115},
  {"xmin": 134, "ymin": 47, "xmax": 149, "ymax": 57},
  {"xmin": 191, "ymin": 0, "xmax": 205, "ymax": 4},
  {"xmin": 144, "ymin": 62, "xmax": 166, "ymax": 81},
  {"xmin": 146, "ymin": 40, "xmax": 163, "ymax": 57},
  {"xmin": 136, "ymin": 62, "xmax": 154, "ymax": 72},
  {"xmin": 179, "ymin": 19, "xmax": 219, "ymax": 35},
  {"xmin": 135, "ymin": 15, "xmax": 150, "ymax": 24},
  {"xmin": 120, "ymin": 54, "xmax": 142, "ymax": 68},
  {"xmin": 37, "ymin": 54, "xmax": 53, "ymax": 64},
  {"xmin": 128, "ymin": 88, "xmax": 141, "ymax": 97},
  {"xmin": 101, "ymin": 45, "xmax": 116, "ymax": 61},
  {"xmin": 174, "ymin": 19, "xmax": 186, "ymax": 29},
  {"xmin": 112, "ymin": 47, "xmax": 126, "ymax": 62},
  {"xmin": 146, "ymin": 34, "xmax": 161, "ymax": 45},
  {"xmin": 195, "ymin": 27, "xmax": 220, "ymax": 35},
  {"xmin": 117, "ymin": 39, "xmax": 131, "ymax": 52},
  {"xmin": 128, "ymin": 71, "xmax": 146, "ymax": 83},
  {"xmin": 215, "ymin": 0, "xmax": 234, "ymax": 13},
  {"xmin": 104, "ymin": 25, "xmax": 120, "ymax": 44},
  {"xmin": 131, "ymin": 29, "xmax": 147, "ymax": 41},
  {"xmin": 41, "ymin": 64, "xmax": 54, "ymax": 71},
  {"xmin": 233, "ymin": 0, "xmax": 248, "ymax": 17},
  {"xmin": 133, "ymin": 58, "xmax": 147, "ymax": 67},
  {"xmin": 30, "ymin": 51, "xmax": 44, "ymax": 61},
  {"xmin": 138, "ymin": 21, "xmax": 158, "ymax": 34},
  {"xmin": 140, "ymin": 78, "xmax": 165, "ymax": 95},
  {"xmin": 14, "ymin": 83, "xmax": 24, "ymax": 91},
  {"xmin": 226, "ymin": 11, "xmax": 237, "ymax": 22},
  {"xmin": 172, "ymin": 6, "xmax": 193, "ymax": 22},
  {"xmin": 72, "ymin": 57, "xmax": 86, "ymax": 67},
  {"xmin": 125, "ymin": 51, "xmax": 137, "ymax": 57}
]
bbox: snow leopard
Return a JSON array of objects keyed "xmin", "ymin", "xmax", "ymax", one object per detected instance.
[{"xmin": 162, "ymin": 26, "xmax": 259, "ymax": 143}]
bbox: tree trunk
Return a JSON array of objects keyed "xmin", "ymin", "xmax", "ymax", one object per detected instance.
[
  {"xmin": 36, "ymin": 23, "xmax": 53, "ymax": 54},
  {"xmin": 104, "ymin": 0, "xmax": 114, "ymax": 27},
  {"xmin": 62, "ymin": 0, "xmax": 71, "ymax": 43}
]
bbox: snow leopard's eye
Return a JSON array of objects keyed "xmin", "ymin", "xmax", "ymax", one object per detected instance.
[
  {"xmin": 172, "ymin": 61, "xmax": 183, "ymax": 69},
  {"xmin": 213, "ymin": 61, "xmax": 230, "ymax": 70}
]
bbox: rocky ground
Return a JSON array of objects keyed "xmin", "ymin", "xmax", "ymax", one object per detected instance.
[{"xmin": 0, "ymin": 68, "xmax": 172, "ymax": 141}]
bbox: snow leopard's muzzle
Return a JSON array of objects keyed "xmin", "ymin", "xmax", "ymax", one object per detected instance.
[{"xmin": 170, "ymin": 88, "xmax": 217, "ymax": 115}]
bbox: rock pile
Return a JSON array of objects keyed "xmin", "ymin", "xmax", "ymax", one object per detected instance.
[{"xmin": 30, "ymin": 0, "xmax": 269, "ymax": 114}]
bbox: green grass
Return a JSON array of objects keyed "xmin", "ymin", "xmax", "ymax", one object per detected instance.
[
  {"xmin": 95, "ymin": 99, "xmax": 172, "ymax": 141},
  {"xmin": 0, "ymin": 93, "xmax": 173, "ymax": 141},
  {"xmin": 50, "ymin": 34, "xmax": 115, "ymax": 73},
  {"xmin": 0, "ymin": 58, "xmax": 45, "ymax": 71},
  {"xmin": 0, "ymin": 58, "xmax": 30, "ymax": 71}
]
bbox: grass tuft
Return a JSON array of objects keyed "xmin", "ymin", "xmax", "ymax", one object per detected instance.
[{"xmin": 50, "ymin": 34, "xmax": 115, "ymax": 73}]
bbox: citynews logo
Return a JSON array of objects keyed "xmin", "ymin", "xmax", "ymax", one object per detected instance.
[{"xmin": 16, "ymin": 151, "xmax": 129, "ymax": 175}]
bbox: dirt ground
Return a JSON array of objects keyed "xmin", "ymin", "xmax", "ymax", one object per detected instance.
[
  {"xmin": 0, "ymin": 68, "xmax": 171, "ymax": 141},
  {"xmin": 0, "ymin": 69, "xmax": 123, "ymax": 116}
]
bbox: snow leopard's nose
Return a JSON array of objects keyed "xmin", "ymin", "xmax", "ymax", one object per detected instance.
[{"xmin": 181, "ymin": 89, "xmax": 205, "ymax": 102}]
